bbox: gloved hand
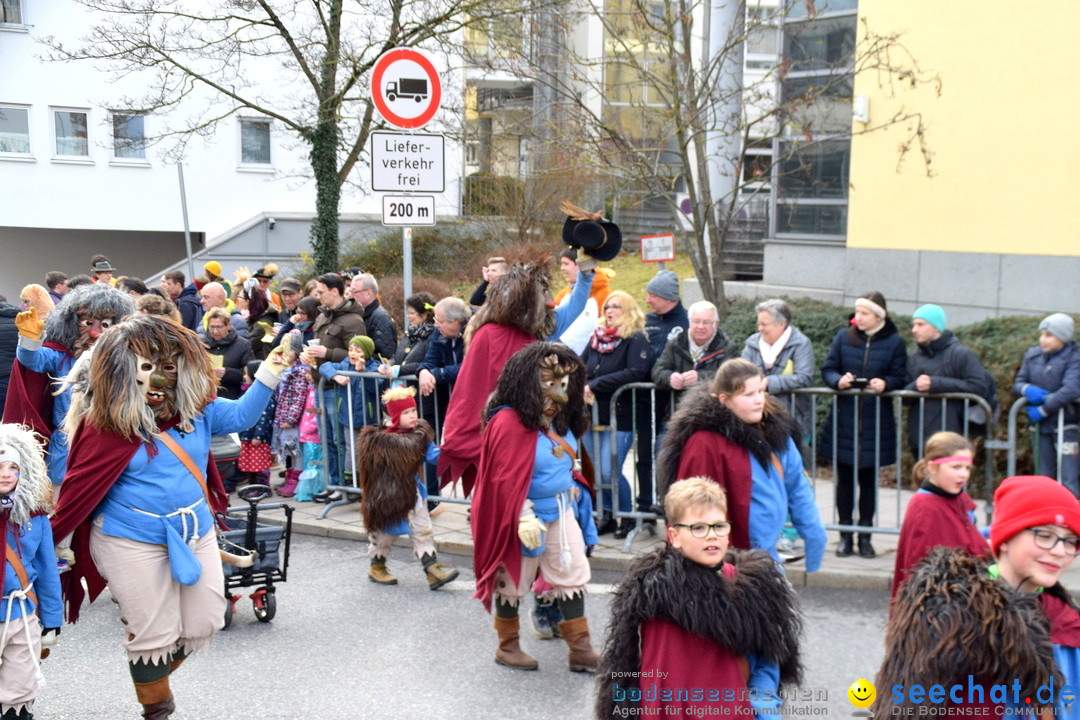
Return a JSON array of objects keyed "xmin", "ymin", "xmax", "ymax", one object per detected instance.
[
  {"xmin": 15, "ymin": 307, "xmax": 44, "ymax": 341},
  {"xmin": 576, "ymin": 255, "xmax": 597, "ymax": 273},
  {"xmin": 1024, "ymin": 385, "xmax": 1050, "ymax": 406},
  {"xmin": 55, "ymin": 545, "xmax": 75, "ymax": 570},
  {"xmin": 1027, "ymin": 406, "xmax": 1047, "ymax": 424},
  {"xmin": 40, "ymin": 626, "xmax": 60, "ymax": 659},
  {"xmin": 518, "ymin": 513, "xmax": 547, "ymax": 551},
  {"xmin": 255, "ymin": 340, "xmax": 291, "ymax": 387}
]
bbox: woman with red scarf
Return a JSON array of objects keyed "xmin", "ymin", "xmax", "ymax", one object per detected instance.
[{"xmin": 579, "ymin": 290, "xmax": 652, "ymax": 537}]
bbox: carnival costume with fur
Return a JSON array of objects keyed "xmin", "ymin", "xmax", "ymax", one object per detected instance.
[
  {"xmin": 0, "ymin": 425, "xmax": 62, "ymax": 720},
  {"xmin": 656, "ymin": 386, "xmax": 827, "ymax": 570},
  {"xmin": 51, "ymin": 315, "xmax": 285, "ymax": 720},
  {"xmin": 891, "ymin": 482, "xmax": 989, "ymax": 598},
  {"xmin": 596, "ymin": 547, "xmax": 801, "ymax": 718},
  {"xmin": 438, "ymin": 259, "xmax": 593, "ymax": 497},
  {"xmin": 355, "ymin": 389, "xmax": 458, "ymax": 589},
  {"xmin": 875, "ymin": 547, "xmax": 1062, "ymax": 717},
  {"xmin": 3, "ymin": 284, "xmax": 135, "ymax": 486},
  {"xmin": 471, "ymin": 343, "xmax": 600, "ymax": 672}
]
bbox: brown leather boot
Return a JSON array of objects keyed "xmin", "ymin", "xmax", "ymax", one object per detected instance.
[
  {"xmin": 559, "ymin": 616, "xmax": 600, "ymax": 673},
  {"xmin": 134, "ymin": 676, "xmax": 175, "ymax": 719},
  {"xmin": 493, "ymin": 615, "xmax": 539, "ymax": 670},
  {"xmin": 368, "ymin": 557, "xmax": 398, "ymax": 585}
]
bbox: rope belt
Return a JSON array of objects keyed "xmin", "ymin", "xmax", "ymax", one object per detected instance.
[
  {"xmin": 130, "ymin": 498, "xmax": 205, "ymax": 548},
  {"xmin": 1, "ymin": 583, "xmax": 45, "ymax": 688}
]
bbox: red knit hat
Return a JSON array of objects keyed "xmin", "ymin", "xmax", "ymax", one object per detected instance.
[
  {"xmin": 386, "ymin": 395, "xmax": 417, "ymax": 431},
  {"xmin": 990, "ymin": 475, "xmax": 1080, "ymax": 556}
]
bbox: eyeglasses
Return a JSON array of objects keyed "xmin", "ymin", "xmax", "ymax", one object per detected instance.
[
  {"xmin": 1028, "ymin": 528, "xmax": 1080, "ymax": 555},
  {"xmin": 671, "ymin": 521, "xmax": 732, "ymax": 538},
  {"xmin": 603, "ymin": 304, "xmax": 621, "ymax": 310}
]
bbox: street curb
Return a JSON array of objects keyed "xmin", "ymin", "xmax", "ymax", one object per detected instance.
[{"xmin": 262, "ymin": 510, "xmax": 1080, "ymax": 596}]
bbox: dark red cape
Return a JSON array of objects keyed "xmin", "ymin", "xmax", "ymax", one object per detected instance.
[
  {"xmin": 437, "ymin": 324, "xmax": 533, "ymax": 496},
  {"xmin": 52, "ymin": 419, "xmax": 227, "ymax": 623},
  {"xmin": 471, "ymin": 408, "xmax": 537, "ymax": 613},
  {"xmin": 891, "ymin": 490, "xmax": 989, "ymax": 599},
  {"xmin": 2, "ymin": 340, "xmax": 71, "ymax": 441},
  {"xmin": 1041, "ymin": 591, "xmax": 1080, "ymax": 647},
  {"xmin": 674, "ymin": 431, "xmax": 753, "ymax": 551}
]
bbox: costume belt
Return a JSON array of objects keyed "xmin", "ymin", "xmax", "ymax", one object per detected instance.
[
  {"xmin": 130, "ymin": 498, "xmax": 207, "ymax": 586},
  {"xmin": 1, "ymin": 582, "xmax": 45, "ymax": 688}
]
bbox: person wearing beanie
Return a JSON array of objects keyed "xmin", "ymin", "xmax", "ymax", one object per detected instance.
[
  {"xmin": 353, "ymin": 386, "xmax": 459, "ymax": 588},
  {"xmin": 315, "ymin": 334, "xmax": 381, "ymax": 503},
  {"xmin": 820, "ymin": 291, "xmax": 907, "ymax": 559},
  {"xmin": 1012, "ymin": 313, "xmax": 1080, "ymax": 496},
  {"xmin": 904, "ymin": 302, "xmax": 997, "ymax": 454},
  {"xmin": 204, "ymin": 260, "xmax": 232, "ymax": 297},
  {"xmin": 875, "ymin": 475, "xmax": 1078, "ymax": 719}
]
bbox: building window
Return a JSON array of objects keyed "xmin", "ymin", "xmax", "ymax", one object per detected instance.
[
  {"xmin": 0, "ymin": 105, "xmax": 30, "ymax": 155},
  {"xmin": 112, "ymin": 113, "xmax": 146, "ymax": 159},
  {"xmin": 53, "ymin": 108, "xmax": 89, "ymax": 157},
  {"xmin": 465, "ymin": 141, "xmax": 480, "ymax": 166},
  {"xmin": 0, "ymin": 0, "xmax": 23, "ymax": 25},
  {"xmin": 240, "ymin": 118, "xmax": 271, "ymax": 165}
]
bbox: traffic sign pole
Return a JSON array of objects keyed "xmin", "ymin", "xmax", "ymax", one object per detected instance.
[{"xmin": 403, "ymin": 227, "xmax": 413, "ymax": 324}]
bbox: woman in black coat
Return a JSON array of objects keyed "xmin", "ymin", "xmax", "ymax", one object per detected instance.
[
  {"xmin": 580, "ymin": 290, "xmax": 653, "ymax": 537},
  {"xmin": 203, "ymin": 307, "xmax": 254, "ymax": 400},
  {"xmin": 380, "ymin": 292, "xmax": 437, "ymax": 381},
  {"xmin": 820, "ymin": 291, "xmax": 907, "ymax": 559}
]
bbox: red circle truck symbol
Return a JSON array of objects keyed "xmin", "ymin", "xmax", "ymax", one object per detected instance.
[{"xmin": 371, "ymin": 47, "xmax": 443, "ymax": 130}]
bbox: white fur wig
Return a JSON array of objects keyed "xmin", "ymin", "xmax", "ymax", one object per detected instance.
[{"xmin": 0, "ymin": 423, "xmax": 53, "ymax": 526}]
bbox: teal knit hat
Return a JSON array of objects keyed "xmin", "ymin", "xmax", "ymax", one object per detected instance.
[{"xmin": 912, "ymin": 304, "xmax": 947, "ymax": 333}]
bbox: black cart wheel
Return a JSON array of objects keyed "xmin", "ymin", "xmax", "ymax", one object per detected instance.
[
  {"xmin": 253, "ymin": 589, "xmax": 276, "ymax": 623},
  {"xmin": 223, "ymin": 597, "xmax": 234, "ymax": 629}
]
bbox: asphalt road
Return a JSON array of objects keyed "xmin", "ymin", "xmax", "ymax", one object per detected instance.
[{"xmin": 33, "ymin": 535, "xmax": 889, "ymax": 719}]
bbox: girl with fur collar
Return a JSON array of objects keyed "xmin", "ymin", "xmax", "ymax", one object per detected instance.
[
  {"xmin": 877, "ymin": 475, "xmax": 1080, "ymax": 719},
  {"xmin": 1, "ymin": 424, "xmax": 63, "ymax": 720},
  {"xmin": 656, "ymin": 359, "xmax": 827, "ymax": 570},
  {"xmin": 597, "ymin": 478, "xmax": 802, "ymax": 718}
]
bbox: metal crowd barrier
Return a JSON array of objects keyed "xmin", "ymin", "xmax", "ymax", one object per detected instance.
[
  {"xmin": 313, "ymin": 370, "xmax": 445, "ymax": 519},
  {"xmin": 1006, "ymin": 397, "xmax": 1077, "ymax": 481},
  {"xmin": 597, "ymin": 384, "xmax": 1001, "ymax": 552}
]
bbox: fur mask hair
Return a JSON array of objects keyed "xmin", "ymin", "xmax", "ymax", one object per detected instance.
[
  {"xmin": 43, "ymin": 282, "xmax": 136, "ymax": 351},
  {"xmin": 0, "ymin": 423, "xmax": 53, "ymax": 525},
  {"xmin": 76, "ymin": 315, "xmax": 217, "ymax": 438},
  {"xmin": 873, "ymin": 547, "xmax": 1062, "ymax": 716},
  {"xmin": 464, "ymin": 256, "xmax": 554, "ymax": 346},
  {"xmin": 483, "ymin": 341, "xmax": 587, "ymax": 438}
]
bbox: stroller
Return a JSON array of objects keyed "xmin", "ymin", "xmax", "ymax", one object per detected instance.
[{"xmin": 218, "ymin": 484, "xmax": 294, "ymax": 628}]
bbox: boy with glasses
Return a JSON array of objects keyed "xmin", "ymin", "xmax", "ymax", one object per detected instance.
[{"xmin": 597, "ymin": 477, "xmax": 802, "ymax": 718}]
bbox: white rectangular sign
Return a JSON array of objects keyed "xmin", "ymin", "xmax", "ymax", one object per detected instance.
[
  {"xmin": 640, "ymin": 233, "xmax": 675, "ymax": 263},
  {"xmin": 382, "ymin": 195, "xmax": 436, "ymax": 226},
  {"xmin": 371, "ymin": 131, "xmax": 445, "ymax": 192}
]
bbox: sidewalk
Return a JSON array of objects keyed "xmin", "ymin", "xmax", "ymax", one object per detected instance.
[{"xmin": 239, "ymin": 473, "xmax": 1080, "ymax": 595}]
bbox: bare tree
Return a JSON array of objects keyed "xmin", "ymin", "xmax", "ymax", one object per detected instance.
[
  {"xmin": 485, "ymin": 0, "xmax": 940, "ymax": 315},
  {"xmin": 42, "ymin": 0, "xmax": 526, "ymax": 273}
]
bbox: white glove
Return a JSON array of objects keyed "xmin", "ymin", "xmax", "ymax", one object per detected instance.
[{"xmin": 518, "ymin": 510, "xmax": 547, "ymax": 551}]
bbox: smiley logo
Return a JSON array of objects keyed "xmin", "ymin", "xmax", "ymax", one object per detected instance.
[{"xmin": 848, "ymin": 678, "xmax": 876, "ymax": 709}]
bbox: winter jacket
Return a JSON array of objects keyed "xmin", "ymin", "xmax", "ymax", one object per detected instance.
[
  {"xmin": 656, "ymin": 386, "xmax": 827, "ymax": 570},
  {"xmin": 311, "ymin": 298, "xmax": 367, "ymax": 367},
  {"xmin": 274, "ymin": 365, "xmax": 311, "ymax": 428},
  {"xmin": 391, "ymin": 322, "xmax": 435, "ymax": 379},
  {"xmin": 175, "ymin": 283, "xmax": 204, "ymax": 332},
  {"xmin": 361, "ymin": 300, "xmax": 398, "ymax": 362},
  {"xmin": 240, "ymin": 391, "xmax": 277, "ymax": 444},
  {"xmin": 904, "ymin": 331, "xmax": 991, "ymax": 452},
  {"xmin": 742, "ymin": 325, "xmax": 816, "ymax": 435},
  {"xmin": 419, "ymin": 328, "xmax": 464, "ymax": 387},
  {"xmin": 580, "ymin": 330, "xmax": 652, "ymax": 427},
  {"xmin": 319, "ymin": 356, "xmax": 382, "ymax": 428},
  {"xmin": 1013, "ymin": 342, "xmax": 1080, "ymax": 430},
  {"xmin": 651, "ymin": 328, "xmax": 738, "ymax": 407},
  {"xmin": 246, "ymin": 310, "xmax": 280, "ymax": 361},
  {"xmin": 0, "ymin": 301, "xmax": 17, "ymax": 417},
  {"xmin": 469, "ymin": 280, "xmax": 488, "ymax": 308},
  {"xmin": 820, "ymin": 318, "xmax": 908, "ymax": 467},
  {"xmin": 644, "ymin": 302, "xmax": 689, "ymax": 360},
  {"xmin": 299, "ymin": 386, "xmax": 320, "ymax": 443},
  {"xmin": 203, "ymin": 328, "xmax": 253, "ymax": 400}
]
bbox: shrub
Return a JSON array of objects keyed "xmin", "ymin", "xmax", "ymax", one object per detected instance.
[{"xmin": 377, "ymin": 276, "xmax": 453, "ymax": 329}]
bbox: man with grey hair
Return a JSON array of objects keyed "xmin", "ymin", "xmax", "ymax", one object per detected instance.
[
  {"xmin": 652, "ymin": 300, "xmax": 737, "ymax": 406},
  {"xmin": 350, "ymin": 273, "xmax": 398, "ymax": 360},
  {"xmin": 742, "ymin": 298, "xmax": 816, "ymax": 435}
]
